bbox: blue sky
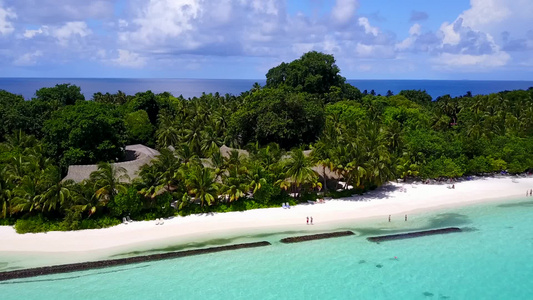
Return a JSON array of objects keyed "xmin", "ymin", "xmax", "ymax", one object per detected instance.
[{"xmin": 0, "ymin": 0, "xmax": 531, "ymax": 80}]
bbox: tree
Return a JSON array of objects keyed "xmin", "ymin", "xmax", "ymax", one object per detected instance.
[
  {"xmin": 43, "ymin": 101, "xmax": 127, "ymax": 167},
  {"xmin": 124, "ymin": 110, "xmax": 154, "ymax": 146},
  {"xmin": 283, "ymin": 148, "xmax": 318, "ymax": 197},
  {"xmin": 89, "ymin": 162, "xmax": 130, "ymax": 205},
  {"xmin": 0, "ymin": 172, "xmax": 12, "ymax": 218},
  {"xmin": 266, "ymin": 51, "xmax": 346, "ymax": 94},
  {"xmin": 229, "ymin": 88, "xmax": 324, "ymax": 148},
  {"xmin": 185, "ymin": 164, "xmax": 218, "ymax": 207},
  {"xmin": 0, "ymin": 90, "xmax": 26, "ymax": 141},
  {"xmin": 399, "ymin": 90, "xmax": 432, "ymax": 105},
  {"xmin": 39, "ymin": 166, "xmax": 74, "ymax": 212},
  {"xmin": 35, "ymin": 84, "xmax": 85, "ymax": 106}
]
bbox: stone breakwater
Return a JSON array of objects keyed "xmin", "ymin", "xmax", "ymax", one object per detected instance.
[
  {"xmin": 367, "ymin": 227, "xmax": 462, "ymax": 242},
  {"xmin": 280, "ymin": 231, "xmax": 355, "ymax": 243},
  {"xmin": 0, "ymin": 241, "xmax": 271, "ymax": 282}
]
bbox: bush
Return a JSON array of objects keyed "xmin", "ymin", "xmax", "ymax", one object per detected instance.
[
  {"xmin": 14, "ymin": 214, "xmax": 121, "ymax": 233},
  {"xmin": 109, "ymin": 187, "xmax": 144, "ymax": 218}
]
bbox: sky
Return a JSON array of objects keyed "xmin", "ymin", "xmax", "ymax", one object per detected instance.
[{"xmin": 0, "ymin": 0, "xmax": 532, "ymax": 80}]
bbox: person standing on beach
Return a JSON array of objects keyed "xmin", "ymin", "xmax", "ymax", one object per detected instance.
[
  {"xmin": 405, "ymin": 214, "xmax": 407, "ymax": 221},
  {"xmin": 388, "ymin": 215, "xmax": 391, "ymax": 222},
  {"xmin": 307, "ymin": 217, "xmax": 309, "ymax": 225},
  {"xmin": 310, "ymin": 216, "xmax": 313, "ymax": 225}
]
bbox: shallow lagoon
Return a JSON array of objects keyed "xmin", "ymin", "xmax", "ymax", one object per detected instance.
[{"xmin": 1, "ymin": 199, "xmax": 533, "ymax": 299}]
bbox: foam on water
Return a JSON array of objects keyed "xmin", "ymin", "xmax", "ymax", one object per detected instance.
[{"xmin": 1, "ymin": 199, "xmax": 533, "ymax": 299}]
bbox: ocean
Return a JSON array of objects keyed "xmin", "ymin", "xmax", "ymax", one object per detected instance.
[
  {"xmin": 1, "ymin": 198, "xmax": 532, "ymax": 299},
  {"xmin": 0, "ymin": 78, "xmax": 532, "ymax": 100}
]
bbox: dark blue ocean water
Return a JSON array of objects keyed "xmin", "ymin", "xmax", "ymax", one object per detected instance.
[{"xmin": 0, "ymin": 78, "xmax": 531, "ymax": 100}]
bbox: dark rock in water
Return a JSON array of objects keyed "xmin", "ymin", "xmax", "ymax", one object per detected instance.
[
  {"xmin": 423, "ymin": 292, "xmax": 434, "ymax": 297},
  {"xmin": 358, "ymin": 260, "xmax": 366, "ymax": 264},
  {"xmin": 440, "ymin": 296, "xmax": 450, "ymax": 299},
  {"xmin": 280, "ymin": 231, "xmax": 354, "ymax": 243},
  {"xmin": 368, "ymin": 227, "xmax": 461, "ymax": 242},
  {"xmin": 0, "ymin": 241, "xmax": 271, "ymax": 281},
  {"xmin": 375, "ymin": 264, "xmax": 383, "ymax": 268}
]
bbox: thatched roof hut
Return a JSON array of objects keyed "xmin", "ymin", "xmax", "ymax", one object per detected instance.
[{"xmin": 63, "ymin": 144, "xmax": 160, "ymax": 183}]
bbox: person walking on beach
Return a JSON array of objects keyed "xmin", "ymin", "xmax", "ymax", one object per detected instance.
[
  {"xmin": 405, "ymin": 214, "xmax": 407, "ymax": 221},
  {"xmin": 530, "ymin": 189, "xmax": 532, "ymax": 196},
  {"xmin": 307, "ymin": 217, "xmax": 309, "ymax": 225},
  {"xmin": 388, "ymin": 215, "xmax": 391, "ymax": 222},
  {"xmin": 310, "ymin": 216, "xmax": 313, "ymax": 225}
]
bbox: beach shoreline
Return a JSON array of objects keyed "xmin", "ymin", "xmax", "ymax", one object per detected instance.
[{"xmin": 0, "ymin": 176, "xmax": 531, "ymax": 268}]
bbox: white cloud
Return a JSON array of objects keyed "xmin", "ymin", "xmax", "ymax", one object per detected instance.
[
  {"xmin": 434, "ymin": 52, "xmax": 510, "ymax": 69},
  {"xmin": 331, "ymin": 0, "xmax": 359, "ymax": 24},
  {"xmin": 439, "ymin": 21, "xmax": 461, "ymax": 46},
  {"xmin": 22, "ymin": 21, "xmax": 91, "ymax": 46},
  {"xmin": 355, "ymin": 43, "xmax": 394, "ymax": 58},
  {"xmin": 112, "ymin": 49, "xmax": 146, "ymax": 68},
  {"xmin": 0, "ymin": 5, "xmax": 16, "ymax": 35},
  {"xmin": 409, "ymin": 23, "xmax": 421, "ymax": 36},
  {"xmin": 120, "ymin": 0, "xmax": 201, "ymax": 49},
  {"xmin": 459, "ymin": 0, "xmax": 533, "ymax": 42},
  {"xmin": 23, "ymin": 26, "xmax": 48, "ymax": 38},
  {"xmin": 396, "ymin": 24, "xmax": 421, "ymax": 51},
  {"xmin": 53, "ymin": 21, "xmax": 91, "ymax": 46},
  {"xmin": 13, "ymin": 50, "xmax": 42, "ymax": 65},
  {"xmin": 358, "ymin": 17, "xmax": 378, "ymax": 36}
]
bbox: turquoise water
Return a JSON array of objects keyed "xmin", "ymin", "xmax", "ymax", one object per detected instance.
[{"xmin": 2, "ymin": 199, "xmax": 533, "ymax": 299}]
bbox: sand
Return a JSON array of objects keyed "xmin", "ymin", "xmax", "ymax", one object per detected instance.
[{"xmin": 0, "ymin": 175, "xmax": 531, "ymax": 267}]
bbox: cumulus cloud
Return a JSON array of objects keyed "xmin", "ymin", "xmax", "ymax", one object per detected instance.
[
  {"xmin": 358, "ymin": 17, "xmax": 378, "ymax": 36},
  {"xmin": 434, "ymin": 52, "xmax": 510, "ymax": 69},
  {"xmin": 331, "ymin": 0, "xmax": 359, "ymax": 24},
  {"xmin": 13, "ymin": 50, "xmax": 42, "ymax": 65},
  {"xmin": 112, "ymin": 49, "xmax": 146, "ymax": 68},
  {"xmin": 0, "ymin": 4, "xmax": 16, "ymax": 35},
  {"xmin": 396, "ymin": 0, "xmax": 522, "ymax": 70},
  {"xmin": 22, "ymin": 22, "xmax": 91, "ymax": 46}
]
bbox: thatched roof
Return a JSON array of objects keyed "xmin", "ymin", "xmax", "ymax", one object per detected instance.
[
  {"xmin": 63, "ymin": 144, "xmax": 160, "ymax": 183},
  {"xmin": 219, "ymin": 145, "xmax": 249, "ymax": 158}
]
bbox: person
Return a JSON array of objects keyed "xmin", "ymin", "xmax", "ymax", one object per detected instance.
[
  {"xmin": 452, "ymin": 184, "xmax": 455, "ymax": 189},
  {"xmin": 310, "ymin": 216, "xmax": 313, "ymax": 225},
  {"xmin": 530, "ymin": 189, "xmax": 532, "ymax": 196},
  {"xmin": 307, "ymin": 216, "xmax": 309, "ymax": 225},
  {"xmin": 388, "ymin": 215, "xmax": 391, "ymax": 222},
  {"xmin": 405, "ymin": 214, "xmax": 407, "ymax": 221}
]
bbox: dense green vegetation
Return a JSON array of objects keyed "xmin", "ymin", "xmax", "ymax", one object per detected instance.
[{"xmin": 1, "ymin": 51, "xmax": 532, "ymax": 233}]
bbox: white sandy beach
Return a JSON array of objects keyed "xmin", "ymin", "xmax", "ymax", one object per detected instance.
[{"xmin": 0, "ymin": 176, "xmax": 532, "ymax": 268}]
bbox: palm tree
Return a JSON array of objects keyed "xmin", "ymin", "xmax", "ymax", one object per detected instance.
[
  {"xmin": 284, "ymin": 148, "xmax": 318, "ymax": 197},
  {"xmin": 39, "ymin": 166, "xmax": 74, "ymax": 212},
  {"xmin": 11, "ymin": 175, "xmax": 41, "ymax": 214},
  {"xmin": 200, "ymin": 126, "xmax": 223, "ymax": 157},
  {"xmin": 89, "ymin": 162, "xmax": 130, "ymax": 205},
  {"xmin": 136, "ymin": 164, "xmax": 163, "ymax": 199},
  {"xmin": 210, "ymin": 150, "xmax": 227, "ymax": 182},
  {"xmin": 246, "ymin": 162, "xmax": 268, "ymax": 195},
  {"xmin": 153, "ymin": 148, "xmax": 181, "ymax": 191},
  {"xmin": 310, "ymin": 137, "xmax": 334, "ymax": 192},
  {"xmin": 71, "ymin": 181, "xmax": 102, "ymax": 217},
  {"xmin": 156, "ymin": 113, "xmax": 180, "ymax": 148},
  {"xmin": 0, "ymin": 172, "xmax": 13, "ymax": 218},
  {"xmin": 185, "ymin": 164, "xmax": 218, "ymax": 207}
]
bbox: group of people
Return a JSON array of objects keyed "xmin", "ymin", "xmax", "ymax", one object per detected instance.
[
  {"xmin": 526, "ymin": 189, "xmax": 533, "ymax": 196},
  {"xmin": 388, "ymin": 214, "xmax": 408, "ymax": 222},
  {"xmin": 306, "ymin": 216, "xmax": 313, "ymax": 225}
]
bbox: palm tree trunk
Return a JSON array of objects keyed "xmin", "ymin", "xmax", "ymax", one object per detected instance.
[{"xmin": 322, "ymin": 165, "xmax": 328, "ymax": 192}]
